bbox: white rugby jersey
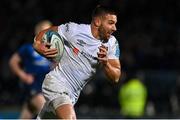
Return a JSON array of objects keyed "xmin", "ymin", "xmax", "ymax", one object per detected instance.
[{"xmin": 48, "ymin": 22, "xmax": 120, "ymax": 104}]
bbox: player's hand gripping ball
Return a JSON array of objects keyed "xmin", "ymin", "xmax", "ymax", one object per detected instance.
[{"xmin": 42, "ymin": 30, "xmax": 64, "ymax": 62}]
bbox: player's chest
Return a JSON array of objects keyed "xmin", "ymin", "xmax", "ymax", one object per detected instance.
[{"xmin": 70, "ymin": 34, "xmax": 101, "ymax": 57}]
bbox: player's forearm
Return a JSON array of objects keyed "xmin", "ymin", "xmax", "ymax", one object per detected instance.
[
  {"xmin": 9, "ymin": 59, "xmax": 26, "ymax": 79},
  {"xmin": 33, "ymin": 26, "xmax": 58, "ymax": 55},
  {"xmin": 14, "ymin": 68, "xmax": 26, "ymax": 80},
  {"xmin": 103, "ymin": 61, "xmax": 121, "ymax": 83},
  {"xmin": 33, "ymin": 30, "xmax": 46, "ymax": 54},
  {"xmin": 34, "ymin": 26, "xmax": 58, "ymax": 43}
]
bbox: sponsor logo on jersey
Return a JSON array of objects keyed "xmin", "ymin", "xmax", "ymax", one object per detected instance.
[
  {"xmin": 81, "ymin": 51, "xmax": 97, "ymax": 60},
  {"xmin": 77, "ymin": 39, "xmax": 86, "ymax": 47},
  {"xmin": 73, "ymin": 47, "xmax": 79, "ymax": 55},
  {"xmin": 65, "ymin": 24, "xmax": 69, "ymax": 32}
]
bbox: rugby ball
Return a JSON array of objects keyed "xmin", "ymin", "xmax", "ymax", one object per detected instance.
[{"xmin": 42, "ymin": 30, "xmax": 64, "ymax": 62}]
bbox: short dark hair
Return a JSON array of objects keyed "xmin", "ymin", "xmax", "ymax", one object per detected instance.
[{"xmin": 91, "ymin": 5, "xmax": 117, "ymax": 19}]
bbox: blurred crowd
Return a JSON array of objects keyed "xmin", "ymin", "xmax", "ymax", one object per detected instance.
[{"xmin": 0, "ymin": 0, "xmax": 180, "ymax": 118}]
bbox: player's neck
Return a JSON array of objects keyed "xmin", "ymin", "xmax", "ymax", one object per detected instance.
[{"xmin": 90, "ymin": 23, "xmax": 100, "ymax": 40}]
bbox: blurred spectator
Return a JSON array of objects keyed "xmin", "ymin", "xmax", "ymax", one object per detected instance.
[
  {"xmin": 118, "ymin": 74, "xmax": 147, "ymax": 118},
  {"xmin": 145, "ymin": 70, "xmax": 176, "ymax": 118},
  {"xmin": 8, "ymin": 20, "xmax": 52, "ymax": 119},
  {"xmin": 173, "ymin": 75, "xmax": 180, "ymax": 115}
]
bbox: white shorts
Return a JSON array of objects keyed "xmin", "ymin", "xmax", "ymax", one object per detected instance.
[{"xmin": 42, "ymin": 74, "xmax": 72, "ymax": 111}]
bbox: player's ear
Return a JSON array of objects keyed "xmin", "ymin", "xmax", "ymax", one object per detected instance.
[{"xmin": 94, "ymin": 17, "xmax": 101, "ymax": 27}]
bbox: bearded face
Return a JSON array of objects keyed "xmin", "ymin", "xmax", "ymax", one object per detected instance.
[{"xmin": 98, "ymin": 14, "xmax": 117, "ymax": 42}]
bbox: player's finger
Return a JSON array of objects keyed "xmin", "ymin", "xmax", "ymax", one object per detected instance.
[
  {"xmin": 44, "ymin": 48, "xmax": 57, "ymax": 52},
  {"xmin": 46, "ymin": 54, "xmax": 58, "ymax": 58},
  {"xmin": 44, "ymin": 42, "xmax": 52, "ymax": 48},
  {"xmin": 98, "ymin": 57, "xmax": 107, "ymax": 61},
  {"xmin": 97, "ymin": 52, "xmax": 106, "ymax": 56},
  {"xmin": 44, "ymin": 50, "xmax": 58, "ymax": 56},
  {"xmin": 100, "ymin": 44, "xmax": 108, "ymax": 50},
  {"xmin": 97, "ymin": 52, "xmax": 106, "ymax": 58},
  {"xmin": 43, "ymin": 48, "xmax": 58, "ymax": 55},
  {"xmin": 99, "ymin": 46, "xmax": 107, "ymax": 52},
  {"xmin": 97, "ymin": 57, "xmax": 108, "ymax": 65}
]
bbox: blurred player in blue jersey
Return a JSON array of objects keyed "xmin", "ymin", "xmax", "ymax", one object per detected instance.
[
  {"xmin": 34, "ymin": 5, "xmax": 121, "ymax": 119},
  {"xmin": 9, "ymin": 20, "xmax": 52, "ymax": 119}
]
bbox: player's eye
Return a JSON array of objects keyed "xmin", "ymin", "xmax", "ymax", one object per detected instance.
[{"xmin": 108, "ymin": 21, "xmax": 115, "ymax": 25}]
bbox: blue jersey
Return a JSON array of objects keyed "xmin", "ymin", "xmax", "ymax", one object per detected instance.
[{"xmin": 18, "ymin": 43, "xmax": 51, "ymax": 94}]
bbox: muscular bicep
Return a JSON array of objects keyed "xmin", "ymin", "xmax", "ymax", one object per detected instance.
[
  {"xmin": 104, "ymin": 59, "xmax": 121, "ymax": 83},
  {"xmin": 34, "ymin": 26, "xmax": 58, "ymax": 43},
  {"xmin": 33, "ymin": 26, "xmax": 58, "ymax": 53},
  {"xmin": 43, "ymin": 26, "xmax": 58, "ymax": 32},
  {"xmin": 49, "ymin": 26, "xmax": 58, "ymax": 32},
  {"xmin": 108, "ymin": 59, "xmax": 121, "ymax": 69}
]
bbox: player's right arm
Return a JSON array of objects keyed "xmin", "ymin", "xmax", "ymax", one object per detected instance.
[
  {"xmin": 9, "ymin": 53, "xmax": 34, "ymax": 84},
  {"xmin": 33, "ymin": 26, "xmax": 58, "ymax": 58}
]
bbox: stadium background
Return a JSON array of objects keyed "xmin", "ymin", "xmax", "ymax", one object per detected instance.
[{"xmin": 0, "ymin": 0, "xmax": 179, "ymax": 118}]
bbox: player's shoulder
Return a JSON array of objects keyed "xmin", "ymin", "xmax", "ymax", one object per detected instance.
[
  {"xmin": 65, "ymin": 22, "xmax": 89, "ymax": 31},
  {"xmin": 19, "ymin": 43, "xmax": 32, "ymax": 50},
  {"xmin": 58, "ymin": 22, "xmax": 89, "ymax": 36},
  {"xmin": 59, "ymin": 22, "xmax": 78, "ymax": 29},
  {"xmin": 108, "ymin": 35, "xmax": 118, "ymax": 46},
  {"xmin": 58, "ymin": 22, "xmax": 78, "ymax": 34},
  {"xmin": 18, "ymin": 43, "xmax": 33, "ymax": 55},
  {"xmin": 63, "ymin": 22, "xmax": 88, "ymax": 27}
]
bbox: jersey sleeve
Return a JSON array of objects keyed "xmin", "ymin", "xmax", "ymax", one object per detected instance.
[
  {"xmin": 58, "ymin": 22, "xmax": 78, "ymax": 40},
  {"xmin": 17, "ymin": 44, "xmax": 29, "ymax": 59},
  {"xmin": 107, "ymin": 36, "xmax": 120, "ymax": 59}
]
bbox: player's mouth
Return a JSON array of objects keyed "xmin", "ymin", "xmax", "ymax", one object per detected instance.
[{"xmin": 107, "ymin": 32, "xmax": 112, "ymax": 37}]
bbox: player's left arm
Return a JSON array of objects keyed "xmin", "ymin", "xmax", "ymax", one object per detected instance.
[
  {"xmin": 33, "ymin": 26, "xmax": 58, "ymax": 58},
  {"xmin": 97, "ymin": 44, "xmax": 121, "ymax": 83},
  {"xmin": 103, "ymin": 59, "xmax": 121, "ymax": 83}
]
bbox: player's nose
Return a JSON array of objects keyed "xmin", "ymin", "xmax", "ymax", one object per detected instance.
[{"xmin": 112, "ymin": 25, "xmax": 117, "ymax": 32}]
